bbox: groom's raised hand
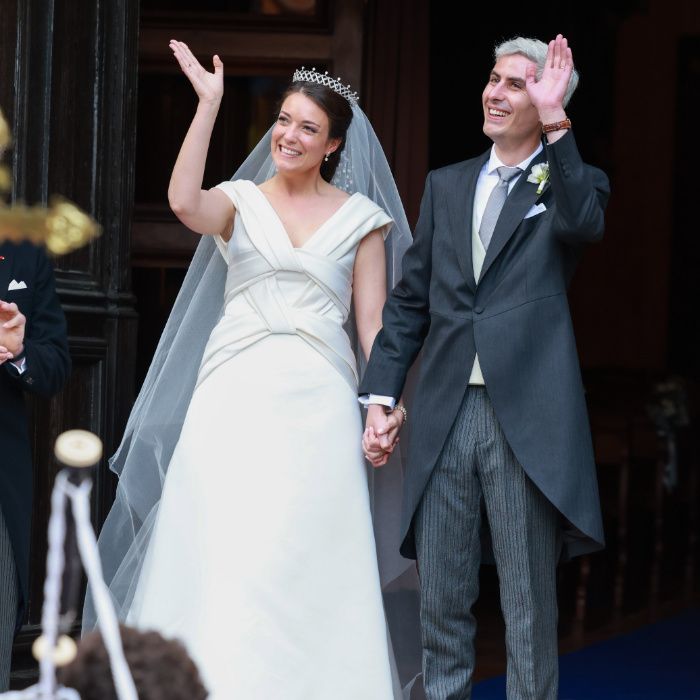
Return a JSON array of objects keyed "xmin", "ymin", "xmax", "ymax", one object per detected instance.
[{"xmin": 525, "ymin": 33, "xmax": 572, "ymax": 143}]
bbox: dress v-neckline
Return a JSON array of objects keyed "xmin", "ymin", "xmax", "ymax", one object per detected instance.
[{"xmin": 253, "ymin": 184, "xmax": 359, "ymax": 250}]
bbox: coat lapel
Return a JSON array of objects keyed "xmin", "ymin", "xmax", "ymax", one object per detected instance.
[
  {"xmin": 448, "ymin": 151, "xmax": 489, "ymax": 291},
  {"xmin": 478, "ymin": 148, "xmax": 547, "ymax": 283}
]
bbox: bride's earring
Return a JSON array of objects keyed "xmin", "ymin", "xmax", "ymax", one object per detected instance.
[{"xmin": 324, "ymin": 152, "xmax": 330, "ymax": 162}]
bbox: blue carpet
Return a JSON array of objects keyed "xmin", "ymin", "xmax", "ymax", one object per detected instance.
[{"xmin": 473, "ymin": 609, "xmax": 700, "ymax": 699}]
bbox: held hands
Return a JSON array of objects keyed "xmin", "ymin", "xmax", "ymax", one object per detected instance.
[
  {"xmin": 525, "ymin": 34, "xmax": 572, "ymax": 123},
  {"xmin": 362, "ymin": 404, "xmax": 405, "ymax": 468},
  {"xmin": 0, "ymin": 300, "xmax": 26, "ymax": 365},
  {"xmin": 169, "ymin": 40, "xmax": 224, "ymax": 106}
]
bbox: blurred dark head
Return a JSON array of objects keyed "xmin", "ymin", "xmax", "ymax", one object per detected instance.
[{"xmin": 59, "ymin": 625, "xmax": 208, "ymax": 700}]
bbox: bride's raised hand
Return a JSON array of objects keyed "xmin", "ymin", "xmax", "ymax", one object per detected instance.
[{"xmin": 169, "ymin": 39, "xmax": 224, "ymax": 105}]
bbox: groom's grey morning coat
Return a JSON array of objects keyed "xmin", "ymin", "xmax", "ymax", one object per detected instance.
[{"xmin": 360, "ymin": 131, "xmax": 610, "ymax": 560}]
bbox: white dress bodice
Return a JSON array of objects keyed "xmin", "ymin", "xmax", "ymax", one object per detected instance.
[{"xmin": 197, "ymin": 180, "xmax": 392, "ymax": 390}]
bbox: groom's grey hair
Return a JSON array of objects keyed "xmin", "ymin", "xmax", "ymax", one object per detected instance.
[{"xmin": 494, "ymin": 37, "xmax": 580, "ymax": 107}]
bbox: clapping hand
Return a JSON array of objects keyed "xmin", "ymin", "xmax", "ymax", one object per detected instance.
[
  {"xmin": 525, "ymin": 34, "xmax": 572, "ymax": 121},
  {"xmin": 169, "ymin": 40, "xmax": 224, "ymax": 106},
  {"xmin": 0, "ymin": 300, "xmax": 26, "ymax": 364},
  {"xmin": 363, "ymin": 404, "xmax": 404, "ymax": 468}
]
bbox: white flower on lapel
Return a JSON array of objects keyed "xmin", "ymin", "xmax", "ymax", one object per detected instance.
[{"xmin": 527, "ymin": 162, "xmax": 550, "ymax": 195}]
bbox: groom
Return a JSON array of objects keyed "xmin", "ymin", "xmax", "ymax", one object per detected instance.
[{"xmin": 362, "ymin": 35, "xmax": 609, "ymax": 698}]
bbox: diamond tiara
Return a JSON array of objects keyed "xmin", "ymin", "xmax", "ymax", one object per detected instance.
[{"xmin": 292, "ymin": 67, "xmax": 359, "ymax": 104}]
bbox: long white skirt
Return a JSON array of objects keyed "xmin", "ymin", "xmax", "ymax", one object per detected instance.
[{"xmin": 127, "ymin": 334, "xmax": 394, "ymax": 699}]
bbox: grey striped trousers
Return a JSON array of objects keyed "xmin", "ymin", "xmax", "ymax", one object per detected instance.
[
  {"xmin": 414, "ymin": 387, "xmax": 559, "ymax": 700},
  {"xmin": 0, "ymin": 504, "xmax": 19, "ymax": 692}
]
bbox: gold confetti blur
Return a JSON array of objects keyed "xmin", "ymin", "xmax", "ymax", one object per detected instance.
[{"xmin": 0, "ymin": 107, "xmax": 100, "ymax": 254}]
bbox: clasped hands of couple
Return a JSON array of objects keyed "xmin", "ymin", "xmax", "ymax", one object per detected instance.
[
  {"xmin": 0, "ymin": 301, "xmax": 26, "ymax": 365},
  {"xmin": 363, "ymin": 404, "xmax": 405, "ymax": 468}
]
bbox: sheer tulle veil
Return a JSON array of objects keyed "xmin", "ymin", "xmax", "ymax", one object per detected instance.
[{"xmin": 85, "ymin": 100, "xmax": 422, "ymax": 695}]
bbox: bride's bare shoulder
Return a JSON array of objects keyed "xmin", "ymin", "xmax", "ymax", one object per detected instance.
[{"xmin": 322, "ymin": 182, "xmax": 351, "ymax": 203}]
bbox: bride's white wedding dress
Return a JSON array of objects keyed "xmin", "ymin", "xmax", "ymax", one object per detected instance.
[{"xmin": 126, "ymin": 179, "xmax": 395, "ymax": 699}]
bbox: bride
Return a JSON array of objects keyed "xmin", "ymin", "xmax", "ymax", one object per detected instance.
[{"xmin": 88, "ymin": 41, "xmax": 415, "ymax": 699}]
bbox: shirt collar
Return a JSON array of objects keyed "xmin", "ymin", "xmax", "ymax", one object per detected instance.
[{"xmin": 486, "ymin": 142, "xmax": 543, "ymax": 176}]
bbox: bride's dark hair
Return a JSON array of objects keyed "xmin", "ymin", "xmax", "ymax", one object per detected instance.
[{"xmin": 279, "ymin": 81, "xmax": 354, "ymax": 183}]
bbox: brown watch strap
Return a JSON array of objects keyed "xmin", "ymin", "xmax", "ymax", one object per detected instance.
[{"xmin": 542, "ymin": 118, "xmax": 572, "ymax": 134}]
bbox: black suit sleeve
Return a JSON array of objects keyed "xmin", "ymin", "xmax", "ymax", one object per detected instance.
[
  {"xmin": 359, "ymin": 171, "xmax": 435, "ymax": 398},
  {"xmin": 4, "ymin": 250, "xmax": 71, "ymax": 398},
  {"xmin": 546, "ymin": 130, "xmax": 610, "ymax": 245}
]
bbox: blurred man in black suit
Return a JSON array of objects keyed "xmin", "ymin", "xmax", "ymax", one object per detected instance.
[{"xmin": 0, "ymin": 241, "xmax": 70, "ymax": 690}]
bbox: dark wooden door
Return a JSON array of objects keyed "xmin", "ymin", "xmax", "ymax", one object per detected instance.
[{"xmin": 1, "ymin": 0, "xmax": 140, "ymax": 687}]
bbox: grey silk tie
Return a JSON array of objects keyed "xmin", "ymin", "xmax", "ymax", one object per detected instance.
[{"xmin": 478, "ymin": 166, "xmax": 522, "ymax": 250}]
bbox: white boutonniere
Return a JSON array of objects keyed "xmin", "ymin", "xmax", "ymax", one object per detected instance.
[{"xmin": 527, "ymin": 162, "xmax": 550, "ymax": 195}]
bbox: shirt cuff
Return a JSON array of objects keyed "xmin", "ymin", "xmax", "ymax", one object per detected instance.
[
  {"xmin": 10, "ymin": 357, "xmax": 27, "ymax": 375},
  {"xmin": 358, "ymin": 394, "xmax": 396, "ymax": 409}
]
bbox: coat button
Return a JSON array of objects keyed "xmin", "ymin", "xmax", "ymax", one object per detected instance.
[{"xmin": 474, "ymin": 306, "xmax": 483, "ymax": 314}]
